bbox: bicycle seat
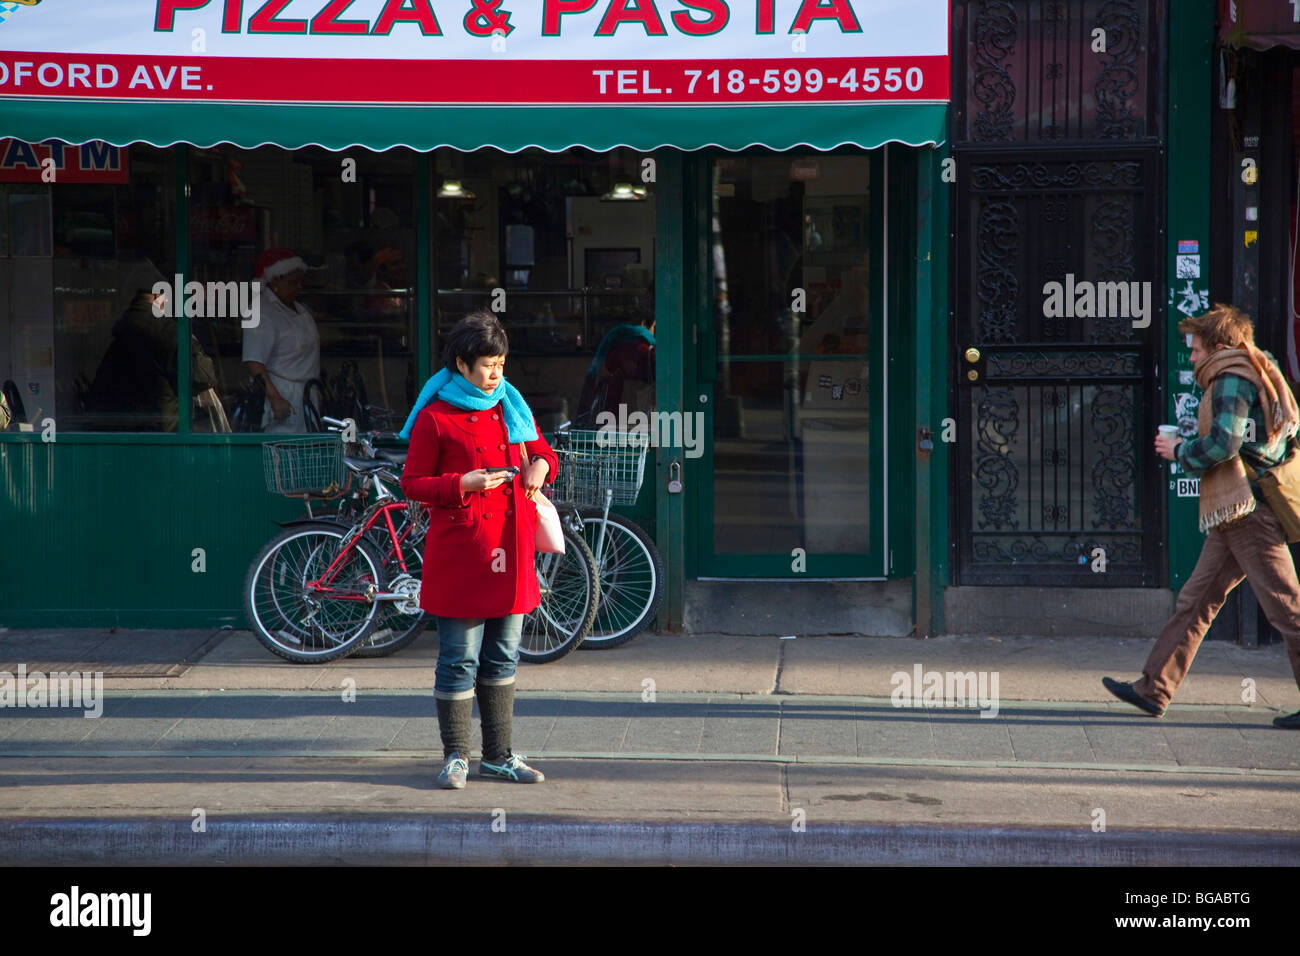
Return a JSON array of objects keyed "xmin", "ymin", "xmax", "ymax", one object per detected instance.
[
  {"xmin": 376, "ymin": 449, "xmax": 407, "ymax": 466},
  {"xmin": 343, "ymin": 456, "xmax": 391, "ymax": 474}
]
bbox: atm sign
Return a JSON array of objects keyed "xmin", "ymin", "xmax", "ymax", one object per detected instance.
[{"xmin": 0, "ymin": 140, "xmax": 129, "ymax": 183}]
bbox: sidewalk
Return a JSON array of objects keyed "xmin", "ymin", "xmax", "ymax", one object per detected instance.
[{"xmin": 2, "ymin": 628, "xmax": 1299, "ymax": 864}]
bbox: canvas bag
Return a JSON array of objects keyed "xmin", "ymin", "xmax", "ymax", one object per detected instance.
[
  {"xmin": 519, "ymin": 443, "xmax": 566, "ymax": 554},
  {"xmin": 1243, "ymin": 436, "xmax": 1300, "ymax": 542}
]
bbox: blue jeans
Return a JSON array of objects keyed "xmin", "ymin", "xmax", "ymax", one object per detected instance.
[{"xmin": 434, "ymin": 615, "xmax": 523, "ymax": 700}]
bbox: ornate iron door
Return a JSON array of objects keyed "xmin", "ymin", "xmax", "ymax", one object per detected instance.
[{"xmin": 950, "ymin": 0, "xmax": 1165, "ymax": 587}]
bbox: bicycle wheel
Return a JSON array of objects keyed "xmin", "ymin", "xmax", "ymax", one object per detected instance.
[
  {"xmin": 243, "ymin": 522, "xmax": 386, "ymax": 663},
  {"xmin": 352, "ymin": 504, "xmax": 429, "ymax": 658},
  {"xmin": 575, "ymin": 507, "xmax": 664, "ymax": 649},
  {"xmin": 519, "ymin": 525, "xmax": 598, "ymax": 664}
]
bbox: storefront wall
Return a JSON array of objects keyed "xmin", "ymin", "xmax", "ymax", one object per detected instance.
[
  {"xmin": 0, "ymin": 1, "xmax": 950, "ymax": 631},
  {"xmin": 2, "ymin": 141, "xmax": 935, "ymax": 629}
]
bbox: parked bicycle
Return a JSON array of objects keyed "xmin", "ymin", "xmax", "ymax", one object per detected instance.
[
  {"xmin": 548, "ymin": 426, "xmax": 664, "ymax": 649},
  {"xmin": 243, "ymin": 432, "xmax": 422, "ymax": 663},
  {"xmin": 243, "ymin": 417, "xmax": 600, "ymax": 664}
]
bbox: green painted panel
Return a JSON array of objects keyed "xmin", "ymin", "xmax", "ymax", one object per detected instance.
[
  {"xmin": 928, "ymin": 142, "xmax": 950, "ymax": 634},
  {"xmin": 0, "ymin": 440, "xmax": 304, "ymax": 627},
  {"xmin": 1165, "ymin": 0, "xmax": 1214, "ymax": 590},
  {"xmin": 683, "ymin": 152, "xmax": 711, "ymax": 584},
  {"xmin": 1, "ymin": 101, "xmax": 949, "ymax": 154},
  {"xmin": 886, "ymin": 143, "xmax": 919, "ymax": 581},
  {"xmin": 654, "ymin": 150, "xmax": 687, "ymax": 630}
]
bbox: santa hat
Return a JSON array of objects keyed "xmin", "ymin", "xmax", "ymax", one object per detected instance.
[{"xmin": 256, "ymin": 248, "xmax": 307, "ymax": 281}]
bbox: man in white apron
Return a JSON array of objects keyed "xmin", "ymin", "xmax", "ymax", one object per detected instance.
[{"xmin": 242, "ymin": 249, "xmax": 320, "ymax": 433}]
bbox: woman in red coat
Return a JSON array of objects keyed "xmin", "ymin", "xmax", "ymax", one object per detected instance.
[{"xmin": 400, "ymin": 311, "xmax": 559, "ymax": 789}]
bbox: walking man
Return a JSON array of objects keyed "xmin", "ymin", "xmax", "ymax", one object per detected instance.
[{"xmin": 1103, "ymin": 304, "xmax": 1300, "ymax": 728}]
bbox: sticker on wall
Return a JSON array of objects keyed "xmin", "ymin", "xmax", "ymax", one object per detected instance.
[
  {"xmin": 1179, "ymin": 370, "xmax": 1195, "ymax": 385},
  {"xmin": 1177, "ymin": 240, "xmax": 1199, "ymax": 254},
  {"xmin": 1245, "ymin": 230, "xmax": 1258, "ymax": 248},
  {"xmin": 845, "ymin": 378, "xmax": 862, "ymax": 397},
  {"xmin": 1174, "ymin": 392, "xmax": 1200, "ymax": 436},
  {"xmin": 831, "ymin": 385, "xmax": 844, "ymax": 400},
  {"xmin": 1174, "ymin": 280, "xmax": 1210, "ymax": 318},
  {"xmin": 818, "ymin": 375, "xmax": 832, "ymax": 388},
  {"xmin": 1176, "ymin": 255, "xmax": 1200, "ymax": 279},
  {"xmin": 1176, "ymin": 478, "xmax": 1200, "ymax": 498}
]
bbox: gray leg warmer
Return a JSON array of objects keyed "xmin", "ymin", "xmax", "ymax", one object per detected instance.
[
  {"xmin": 436, "ymin": 696, "xmax": 473, "ymax": 760},
  {"xmin": 476, "ymin": 681, "xmax": 515, "ymax": 763}
]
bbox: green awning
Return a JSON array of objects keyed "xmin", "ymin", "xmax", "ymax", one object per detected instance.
[{"xmin": 0, "ymin": 99, "xmax": 947, "ymax": 153}]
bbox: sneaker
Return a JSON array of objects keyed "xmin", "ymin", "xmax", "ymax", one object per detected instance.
[
  {"xmin": 1101, "ymin": 677, "xmax": 1166, "ymax": 717},
  {"xmin": 437, "ymin": 752, "xmax": 469, "ymax": 789},
  {"xmin": 1273, "ymin": 710, "xmax": 1300, "ymax": 730},
  {"xmin": 478, "ymin": 752, "xmax": 545, "ymax": 783}
]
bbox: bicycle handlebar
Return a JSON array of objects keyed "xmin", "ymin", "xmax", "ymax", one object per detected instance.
[{"xmin": 321, "ymin": 416, "xmax": 405, "ymax": 447}]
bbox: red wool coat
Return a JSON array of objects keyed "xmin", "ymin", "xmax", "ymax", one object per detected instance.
[{"xmin": 400, "ymin": 400, "xmax": 559, "ymax": 619}]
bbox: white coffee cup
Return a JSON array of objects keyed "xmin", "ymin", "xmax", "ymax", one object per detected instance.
[{"xmin": 1158, "ymin": 424, "xmax": 1179, "ymax": 438}]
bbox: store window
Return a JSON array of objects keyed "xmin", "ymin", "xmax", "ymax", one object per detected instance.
[
  {"xmin": 431, "ymin": 148, "xmax": 656, "ymax": 435},
  {"xmin": 0, "ymin": 143, "xmax": 176, "ymax": 433},
  {"xmin": 187, "ymin": 145, "xmax": 418, "ymax": 433}
]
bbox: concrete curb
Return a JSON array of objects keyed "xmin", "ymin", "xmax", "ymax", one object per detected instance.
[{"xmin": 5, "ymin": 817, "xmax": 1298, "ymax": 866}]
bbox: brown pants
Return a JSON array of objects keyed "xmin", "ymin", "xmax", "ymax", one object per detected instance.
[{"xmin": 1135, "ymin": 504, "xmax": 1300, "ymax": 709}]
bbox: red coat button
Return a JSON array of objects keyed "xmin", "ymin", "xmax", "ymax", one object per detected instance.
[
  {"xmin": 470, "ymin": 415, "xmax": 478, "ymax": 422},
  {"xmin": 492, "ymin": 414, "xmax": 500, "ymax": 421},
  {"xmin": 477, "ymin": 446, "xmax": 484, "ymax": 452},
  {"xmin": 498, "ymin": 444, "xmax": 506, "ymax": 451},
  {"xmin": 484, "ymin": 512, "xmax": 493, "ymax": 519},
  {"xmin": 506, "ymin": 509, "xmax": 513, "ymax": 517}
]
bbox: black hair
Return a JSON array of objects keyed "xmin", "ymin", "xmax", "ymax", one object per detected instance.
[{"xmin": 442, "ymin": 309, "xmax": 509, "ymax": 374}]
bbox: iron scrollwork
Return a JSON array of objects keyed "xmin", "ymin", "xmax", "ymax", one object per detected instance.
[
  {"xmin": 970, "ymin": 0, "xmax": 1018, "ymax": 142},
  {"xmin": 1090, "ymin": 385, "xmax": 1138, "ymax": 530},
  {"xmin": 976, "ymin": 201, "xmax": 1020, "ymax": 343},
  {"xmin": 1095, "ymin": 0, "xmax": 1143, "ymax": 139},
  {"xmin": 975, "ymin": 387, "xmax": 1021, "ymax": 530}
]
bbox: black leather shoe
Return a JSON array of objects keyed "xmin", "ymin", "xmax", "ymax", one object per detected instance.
[
  {"xmin": 1102, "ymin": 677, "xmax": 1165, "ymax": 717},
  {"xmin": 1273, "ymin": 710, "xmax": 1300, "ymax": 729}
]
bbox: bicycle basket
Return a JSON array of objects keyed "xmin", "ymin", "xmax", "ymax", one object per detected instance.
[
  {"xmin": 262, "ymin": 438, "xmax": 347, "ymax": 496},
  {"xmin": 551, "ymin": 429, "xmax": 650, "ymax": 506}
]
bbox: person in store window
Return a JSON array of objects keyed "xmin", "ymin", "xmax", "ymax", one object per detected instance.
[
  {"xmin": 372, "ymin": 247, "xmax": 409, "ymax": 317},
  {"xmin": 242, "ymin": 248, "xmax": 321, "ymax": 433},
  {"xmin": 574, "ymin": 316, "xmax": 656, "ymax": 426},
  {"xmin": 399, "ymin": 310, "xmax": 558, "ymax": 789},
  {"xmin": 86, "ymin": 283, "xmax": 219, "ymax": 432}
]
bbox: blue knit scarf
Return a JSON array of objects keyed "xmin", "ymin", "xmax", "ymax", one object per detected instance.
[{"xmin": 399, "ymin": 368, "xmax": 538, "ymax": 442}]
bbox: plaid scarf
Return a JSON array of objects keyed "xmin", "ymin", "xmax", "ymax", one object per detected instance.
[{"xmin": 1193, "ymin": 347, "xmax": 1300, "ymax": 531}]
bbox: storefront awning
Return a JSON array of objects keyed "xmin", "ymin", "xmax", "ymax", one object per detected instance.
[
  {"xmin": 0, "ymin": 99, "xmax": 948, "ymax": 153},
  {"xmin": 0, "ymin": 1, "xmax": 949, "ymax": 153},
  {"xmin": 1219, "ymin": 0, "xmax": 1300, "ymax": 50}
]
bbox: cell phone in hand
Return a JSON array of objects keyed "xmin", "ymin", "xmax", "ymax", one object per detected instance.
[{"xmin": 484, "ymin": 466, "xmax": 521, "ymax": 476}]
